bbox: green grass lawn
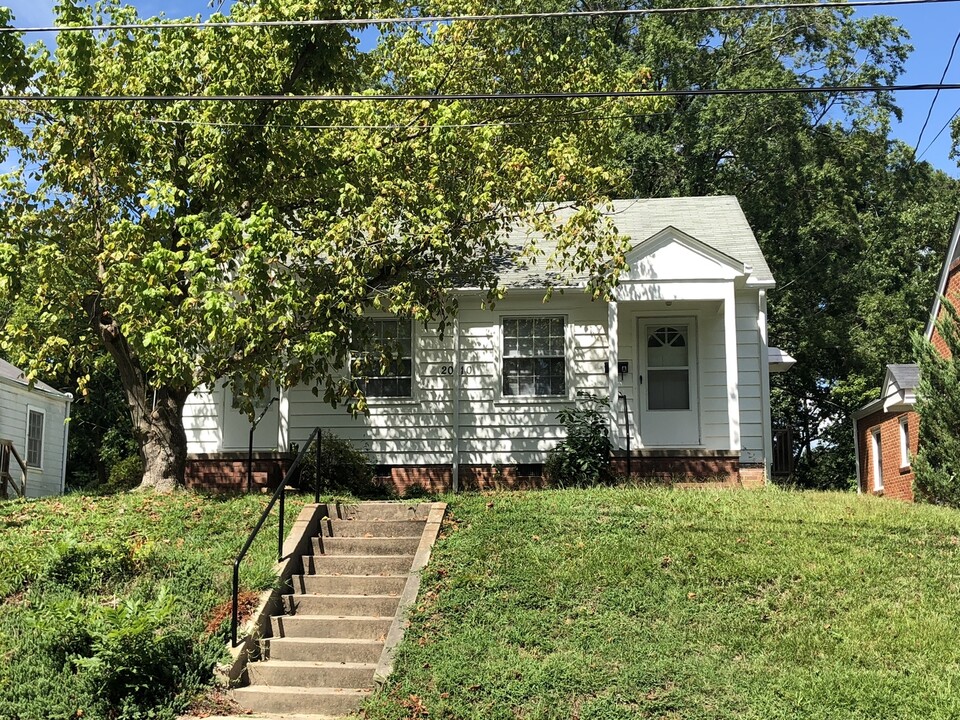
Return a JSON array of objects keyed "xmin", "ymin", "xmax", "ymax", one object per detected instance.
[
  {"xmin": 0, "ymin": 490, "xmax": 307, "ymax": 720},
  {"xmin": 365, "ymin": 488, "xmax": 960, "ymax": 720}
]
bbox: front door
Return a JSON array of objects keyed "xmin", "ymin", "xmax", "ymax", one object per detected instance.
[{"xmin": 638, "ymin": 319, "xmax": 700, "ymax": 446}]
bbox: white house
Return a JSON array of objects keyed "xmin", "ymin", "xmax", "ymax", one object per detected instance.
[
  {"xmin": 0, "ymin": 359, "xmax": 73, "ymax": 498},
  {"xmin": 184, "ymin": 196, "xmax": 788, "ymax": 492}
]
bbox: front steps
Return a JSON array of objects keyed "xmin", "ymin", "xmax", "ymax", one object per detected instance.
[{"xmin": 233, "ymin": 502, "xmax": 440, "ymax": 718}]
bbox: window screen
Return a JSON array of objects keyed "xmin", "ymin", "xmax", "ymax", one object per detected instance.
[
  {"xmin": 354, "ymin": 319, "xmax": 413, "ymax": 397},
  {"xmin": 502, "ymin": 317, "xmax": 566, "ymax": 397},
  {"xmin": 647, "ymin": 326, "xmax": 690, "ymax": 410}
]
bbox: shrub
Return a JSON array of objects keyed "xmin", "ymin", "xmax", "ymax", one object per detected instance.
[
  {"xmin": 101, "ymin": 455, "xmax": 144, "ymax": 494},
  {"xmin": 544, "ymin": 395, "xmax": 613, "ymax": 488},
  {"xmin": 913, "ymin": 299, "xmax": 960, "ymax": 506},
  {"xmin": 298, "ymin": 433, "xmax": 386, "ymax": 498},
  {"xmin": 46, "ymin": 538, "xmax": 134, "ymax": 592}
]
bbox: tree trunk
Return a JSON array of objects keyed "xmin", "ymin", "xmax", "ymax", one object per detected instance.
[
  {"xmin": 137, "ymin": 390, "xmax": 189, "ymax": 493},
  {"xmin": 88, "ymin": 302, "xmax": 190, "ymax": 493}
]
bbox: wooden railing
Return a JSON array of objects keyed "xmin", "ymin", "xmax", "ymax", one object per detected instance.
[{"xmin": 0, "ymin": 439, "xmax": 27, "ymax": 499}]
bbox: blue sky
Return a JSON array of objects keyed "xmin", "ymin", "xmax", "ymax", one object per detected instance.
[{"xmin": 3, "ymin": 0, "xmax": 960, "ymax": 176}]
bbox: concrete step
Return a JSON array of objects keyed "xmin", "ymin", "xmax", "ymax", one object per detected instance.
[
  {"xmin": 337, "ymin": 502, "xmax": 432, "ymax": 521},
  {"xmin": 302, "ymin": 554, "xmax": 415, "ymax": 575},
  {"xmin": 232, "ymin": 685, "xmax": 370, "ymax": 715},
  {"xmin": 265, "ymin": 637, "xmax": 384, "ymax": 663},
  {"xmin": 284, "ymin": 593, "xmax": 401, "ymax": 617},
  {"xmin": 271, "ymin": 614, "xmax": 393, "ymax": 640},
  {"xmin": 291, "ymin": 573, "xmax": 406, "ymax": 596},
  {"xmin": 247, "ymin": 660, "xmax": 377, "ymax": 688},
  {"xmin": 321, "ymin": 519, "xmax": 426, "ymax": 538},
  {"xmin": 312, "ymin": 536, "xmax": 421, "ymax": 556}
]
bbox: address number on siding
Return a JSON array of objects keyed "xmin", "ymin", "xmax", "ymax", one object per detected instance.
[{"xmin": 438, "ymin": 365, "xmax": 472, "ymax": 376}]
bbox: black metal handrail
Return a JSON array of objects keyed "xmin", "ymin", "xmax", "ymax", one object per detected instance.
[
  {"xmin": 231, "ymin": 426, "xmax": 323, "ymax": 647},
  {"xmin": 247, "ymin": 396, "xmax": 279, "ymax": 493}
]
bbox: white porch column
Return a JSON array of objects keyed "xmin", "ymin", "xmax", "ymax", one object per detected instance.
[
  {"xmin": 758, "ymin": 290, "xmax": 772, "ymax": 480},
  {"xmin": 723, "ymin": 283, "xmax": 741, "ymax": 453},
  {"xmin": 607, "ymin": 299, "xmax": 620, "ymax": 448},
  {"xmin": 277, "ymin": 386, "xmax": 289, "ymax": 452}
]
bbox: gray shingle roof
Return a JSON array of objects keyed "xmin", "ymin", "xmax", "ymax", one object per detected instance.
[
  {"xmin": 0, "ymin": 359, "xmax": 62, "ymax": 395},
  {"xmin": 500, "ymin": 196, "xmax": 774, "ymax": 288},
  {"xmin": 887, "ymin": 363, "xmax": 919, "ymax": 392}
]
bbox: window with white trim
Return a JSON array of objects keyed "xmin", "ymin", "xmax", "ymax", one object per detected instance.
[
  {"xmin": 899, "ymin": 417, "xmax": 910, "ymax": 468},
  {"xmin": 502, "ymin": 316, "xmax": 566, "ymax": 397},
  {"xmin": 26, "ymin": 409, "xmax": 44, "ymax": 469},
  {"xmin": 353, "ymin": 319, "xmax": 413, "ymax": 398},
  {"xmin": 871, "ymin": 429, "xmax": 883, "ymax": 492}
]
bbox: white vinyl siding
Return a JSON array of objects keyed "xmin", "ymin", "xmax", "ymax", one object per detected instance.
[
  {"xmin": 187, "ymin": 289, "xmax": 770, "ymax": 470},
  {"xmin": 26, "ymin": 408, "xmax": 44, "ymax": 468},
  {"xmin": 0, "ymin": 382, "xmax": 69, "ymax": 497},
  {"xmin": 736, "ymin": 290, "xmax": 765, "ymax": 464}
]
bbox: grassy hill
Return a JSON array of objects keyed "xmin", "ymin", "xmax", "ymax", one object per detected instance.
[
  {"xmin": 3, "ymin": 487, "xmax": 959, "ymax": 720},
  {"xmin": 365, "ymin": 488, "xmax": 960, "ymax": 720},
  {"xmin": 0, "ymin": 491, "xmax": 300, "ymax": 720}
]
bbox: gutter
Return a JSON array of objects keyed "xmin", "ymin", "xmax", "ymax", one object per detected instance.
[{"xmin": 60, "ymin": 393, "xmax": 73, "ymax": 495}]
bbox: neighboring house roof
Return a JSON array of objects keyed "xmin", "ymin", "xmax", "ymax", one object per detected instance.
[
  {"xmin": 768, "ymin": 347, "xmax": 796, "ymax": 373},
  {"xmin": 0, "ymin": 359, "xmax": 66, "ymax": 398},
  {"xmin": 853, "ymin": 363, "xmax": 919, "ymax": 418},
  {"xmin": 924, "ymin": 213, "xmax": 960, "ymax": 340},
  {"xmin": 499, "ymin": 196, "xmax": 775, "ymax": 289},
  {"xmin": 881, "ymin": 363, "xmax": 919, "ymax": 413}
]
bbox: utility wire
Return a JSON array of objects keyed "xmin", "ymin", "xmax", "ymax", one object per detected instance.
[
  {"xmin": 0, "ymin": 0, "xmax": 957, "ymax": 33},
  {"xmin": 1, "ymin": 83, "xmax": 959, "ymax": 103},
  {"xmin": 914, "ymin": 28, "xmax": 960, "ymax": 153},
  {"xmin": 917, "ymin": 103, "xmax": 960, "ymax": 160}
]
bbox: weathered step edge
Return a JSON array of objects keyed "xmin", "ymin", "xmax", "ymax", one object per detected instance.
[
  {"xmin": 373, "ymin": 502, "xmax": 447, "ymax": 685},
  {"xmin": 221, "ymin": 502, "xmax": 341, "ymax": 684}
]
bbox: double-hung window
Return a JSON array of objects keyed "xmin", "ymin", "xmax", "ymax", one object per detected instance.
[
  {"xmin": 354, "ymin": 319, "xmax": 413, "ymax": 398},
  {"xmin": 26, "ymin": 408, "xmax": 44, "ymax": 469},
  {"xmin": 502, "ymin": 316, "xmax": 566, "ymax": 397}
]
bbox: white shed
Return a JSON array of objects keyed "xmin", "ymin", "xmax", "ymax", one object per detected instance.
[{"xmin": 0, "ymin": 359, "xmax": 72, "ymax": 498}]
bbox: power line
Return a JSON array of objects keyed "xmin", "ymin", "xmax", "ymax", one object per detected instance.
[
  {"xmin": 2, "ymin": 83, "xmax": 959, "ymax": 103},
  {"xmin": 0, "ymin": 0, "xmax": 956, "ymax": 34},
  {"xmin": 914, "ymin": 29, "xmax": 960, "ymax": 153},
  {"xmin": 917, "ymin": 104, "xmax": 960, "ymax": 160}
]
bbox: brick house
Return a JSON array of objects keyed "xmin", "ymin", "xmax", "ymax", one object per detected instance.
[{"xmin": 852, "ymin": 215, "xmax": 960, "ymax": 499}]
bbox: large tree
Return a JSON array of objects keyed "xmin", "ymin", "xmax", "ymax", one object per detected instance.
[
  {"xmin": 609, "ymin": 1, "xmax": 960, "ymax": 487},
  {"xmin": 0, "ymin": 0, "xmax": 646, "ymax": 491}
]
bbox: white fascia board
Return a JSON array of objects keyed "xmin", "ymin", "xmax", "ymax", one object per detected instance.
[
  {"xmin": 925, "ymin": 213, "xmax": 960, "ymax": 341},
  {"xmin": 851, "ymin": 398, "xmax": 884, "ymax": 421}
]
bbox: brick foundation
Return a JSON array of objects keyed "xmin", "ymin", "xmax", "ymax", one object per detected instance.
[
  {"xmin": 185, "ymin": 453, "xmax": 292, "ymax": 493},
  {"xmin": 186, "ymin": 454, "xmax": 762, "ymax": 495}
]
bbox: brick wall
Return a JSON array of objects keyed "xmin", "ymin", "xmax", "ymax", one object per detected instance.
[
  {"xmin": 185, "ymin": 455, "xmax": 757, "ymax": 495},
  {"xmin": 855, "ymin": 409, "xmax": 918, "ymax": 502},
  {"xmin": 185, "ymin": 453, "xmax": 291, "ymax": 493},
  {"xmin": 931, "ymin": 259, "xmax": 960, "ymax": 358}
]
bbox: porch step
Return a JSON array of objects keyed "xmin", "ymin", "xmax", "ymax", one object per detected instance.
[
  {"xmin": 233, "ymin": 502, "xmax": 444, "ymax": 718},
  {"xmin": 321, "ymin": 519, "xmax": 426, "ymax": 538},
  {"xmin": 271, "ymin": 614, "xmax": 394, "ymax": 640},
  {"xmin": 337, "ymin": 502, "xmax": 432, "ymax": 522},
  {"xmin": 264, "ymin": 637, "xmax": 384, "ymax": 663},
  {"xmin": 232, "ymin": 686, "xmax": 370, "ymax": 715},
  {"xmin": 290, "ymin": 573, "xmax": 406, "ymax": 596},
  {"xmin": 284, "ymin": 593, "xmax": 401, "ymax": 617},
  {"xmin": 247, "ymin": 660, "xmax": 377, "ymax": 688},
  {"xmin": 312, "ymin": 536, "xmax": 421, "ymax": 555},
  {"xmin": 302, "ymin": 554, "xmax": 415, "ymax": 575}
]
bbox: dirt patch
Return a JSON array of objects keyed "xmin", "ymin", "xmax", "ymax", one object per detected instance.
[{"xmin": 205, "ymin": 590, "xmax": 260, "ymax": 635}]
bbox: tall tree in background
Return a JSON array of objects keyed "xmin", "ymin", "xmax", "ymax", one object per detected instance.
[
  {"xmin": 0, "ymin": 0, "xmax": 647, "ymax": 492},
  {"xmin": 611, "ymin": 1, "xmax": 960, "ymax": 487}
]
